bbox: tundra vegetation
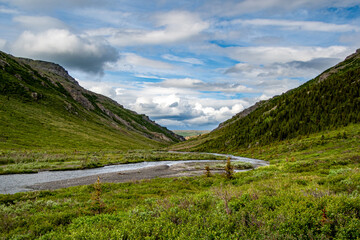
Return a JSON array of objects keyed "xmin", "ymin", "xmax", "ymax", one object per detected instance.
[{"xmin": 1, "ymin": 124, "xmax": 359, "ymax": 239}]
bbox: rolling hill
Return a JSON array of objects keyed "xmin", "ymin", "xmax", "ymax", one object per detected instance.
[
  {"xmin": 172, "ymin": 49, "xmax": 360, "ymax": 152},
  {"xmin": 0, "ymin": 51, "xmax": 184, "ymax": 150}
]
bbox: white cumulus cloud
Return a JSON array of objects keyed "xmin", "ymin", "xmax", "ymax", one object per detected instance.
[
  {"xmin": 105, "ymin": 53, "xmax": 176, "ymax": 75},
  {"xmin": 225, "ymin": 46, "xmax": 350, "ymax": 64},
  {"xmin": 1, "ymin": 0, "xmax": 109, "ymax": 10},
  {"xmin": 162, "ymin": 54, "xmax": 204, "ymax": 65},
  {"xmin": 231, "ymin": 19, "xmax": 360, "ymax": 32},
  {"xmin": 13, "ymin": 16, "xmax": 67, "ymax": 31},
  {"xmin": 87, "ymin": 11, "xmax": 209, "ymax": 46},
  {"xmin": 11, "ymin": 28, "xmax": 118, "ymax": 74},
  {"xmin": 160, "ymin": 78, "xmax": 253, "ymax": 93}
]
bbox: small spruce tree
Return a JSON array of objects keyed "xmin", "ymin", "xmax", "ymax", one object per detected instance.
[
  {"xmin": 224, "ymin": 157, "xmax": 234, "ymax": 179},
  {"xmin": 204, "ymin": 165, "xmax": 211, "ymax": 177},
  {"xmin": 91, "ymin": 176, "xmax": 104, "ymax": 214}
]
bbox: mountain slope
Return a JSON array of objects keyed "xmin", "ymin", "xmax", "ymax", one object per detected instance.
[
  {"xmin": 172, "ymin": 49, "xmax": 360, "ymax": 152},
  {"xmin": 0, "ymin": 51, "xmax": 184, "ymax": 150}
]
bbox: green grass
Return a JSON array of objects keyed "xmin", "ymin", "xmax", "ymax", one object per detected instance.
[
  {"xmin": 0, "ymin": 95, "xmax": 167, "ymax": 151},
  {"xmin": 212, "ymin": 161, "xmax": 253, "ymax": 170},
  {"xmin": 1, "ymin": 124, "xmax": 359, "ymax": 239}
]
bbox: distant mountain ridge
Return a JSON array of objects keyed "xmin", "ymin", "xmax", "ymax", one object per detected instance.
[
  {"xmin": 0, "ymin": 51, "xmax": 184, "ymax": 150},
  {"xmin": 172, "ymin": 49, "xmax": 360, "ymax": 152}
]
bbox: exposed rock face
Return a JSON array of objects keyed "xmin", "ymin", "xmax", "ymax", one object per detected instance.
[
  {"xmin": 19, "ymin": 58, "xmax": 78, "ymax": 84},
  {"xmin": 345, "ymin": 48, "xmax": 360, "ymax": 61},
  {"xmin": 96, "ymin": 102, "xmax": 131, "ymax": 128},
  {"xmin": 19, "ymin": 58, "xmax": 97, "ymax": 111},
  {"xmin": 63, "ymin": 85, "xmax": 95, "ymax": 111}
]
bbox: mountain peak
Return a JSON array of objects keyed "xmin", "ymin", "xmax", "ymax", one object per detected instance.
[
  {"xmin": 18, "ymin": 58, "xmax": 79, "ymax": 84},
  {"xmin": 345, "ymin": 48, "xmax": 360, "ymax": 61}
]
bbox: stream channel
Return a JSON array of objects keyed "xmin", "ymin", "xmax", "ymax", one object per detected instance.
[{"xmin": 0, "ymin": 153, "xmax": 268, "ymax": 194}]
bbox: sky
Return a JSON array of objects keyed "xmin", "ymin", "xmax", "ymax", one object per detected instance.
[{"xmin": 0, "ymin": 0, "xmax": 359, "ymax": 130}]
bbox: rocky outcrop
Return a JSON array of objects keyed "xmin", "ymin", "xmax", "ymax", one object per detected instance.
[
  {"xmin": 18, "ymin": 58, "xmax": 78, "ymax": 84},
  {"xmin": 318, "ymin": 48, "xmax": 360, "ymax": 83},
  {"xmin": 345, "ymin": 48, "xmax": 360, "ymax": 61}
]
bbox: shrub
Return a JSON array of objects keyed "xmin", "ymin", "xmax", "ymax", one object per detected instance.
[
  {"xmin": 91, "ymin": 176, "xmax": 105, "ymax": 214},
  {"xmin": 204, "ymin": 165, "xmax": 211, "ymax": 177},
  {"xmin": 224, "ymin": 157, "xmax": 234, "ymax": 180}
]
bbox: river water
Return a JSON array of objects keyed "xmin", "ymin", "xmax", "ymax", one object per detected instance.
[{"xmin": 0, "ymin": 154, "xmax": 268, "ymax": 194}]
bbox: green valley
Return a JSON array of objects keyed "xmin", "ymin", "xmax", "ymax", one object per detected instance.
[
  {"xmin": 1, "ymin": 48, "xmax": 360, "ymax": 239},
  {"xmin": 1, "ymin": 124, "xmax": 359, "ymax": 239}
]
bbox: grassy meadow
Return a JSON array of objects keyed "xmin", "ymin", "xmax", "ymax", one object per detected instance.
[{"xmin": 1, "ymin": 123, "xmax": 359, "ymax": 239}]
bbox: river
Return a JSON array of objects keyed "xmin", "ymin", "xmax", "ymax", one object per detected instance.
[{"xmin": 0, "ymin": 153, "xmax": 268, "ymax": 194}]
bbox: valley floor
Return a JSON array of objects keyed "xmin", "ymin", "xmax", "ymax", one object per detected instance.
[
  {"xmin": 28, "ymin": 161, "xmax": 247, "ymax": 191},
  {"xmin": 25, "ymin": 157, "xmax": 260, "ymax": 192},
  {"xmin": 0, "ymin": 123, "xmax": 359, "ymax": 239}
]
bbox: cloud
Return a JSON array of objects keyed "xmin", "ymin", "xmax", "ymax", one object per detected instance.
[
  {"xmin": 232, "ymin": 19, "xmax": 360, "ymax": 32},
  {"xmin": 0, "ymin": 39, "xmax": 6, "ymax": 50},
  {"xmin": 252, "ymin": 36, "xmax": 283, "ymax": 45},
  {"xmin": 225, "ymin": 46, "xmax": 350, "ymax": 64},
  {"xmin": 77, "ymin": 78, "xmax": 251, "ymax": 130},
  {"xmin": 0, "ymin": 6, "xmax": 19, "ymax": 14},
  {"xmin": 202, "ymin": 0, "xmax": 360, "ymax": 16},
  {"xmin": 122, "ymin": 53, "xmax": 174, "ymax": 70},
  {"xmin": 286, "ymin": 58, "xmax": 341, "ymax": 70},
  {"xmin": 13, "ymin": 15, "xmax": 67, "ymax": 31},
  {"xmin": 87, "ymin": 11, "xmax": 209, "ymax": 46},
  {"xmin": 76, "ymin": 79, "xmax": 119, "ymax": 99},
  {"xmin": 162, "ymin": 54, "xmax": 204, "ymax": 65},
  {"xmin": 1, "ymin": 0, "xmax": 110, "ymax": 10},
  {"xmin": 75, "ymin": 9, "xmax": 131, "ymax": 25},
  {"xmin": 106, "ymin": 53, "xmax": 175, "ymax": 75},
  {"xmin": 225, "ymin": 57, "xmax": 341, "ymax": 79},
  {"xmin": 222, "ymin": 46, "xmax": 351, "ymax": 94},
  {"xmin": 223, "ymin": 52, "xmax": 345, "ymax": 104},
  {"xmin": 129, "ymin": 91, "xmax": 248, "ymax": 129},
  {"xmin": 11, "ymin": 28, "xmax": 118, "ymax": 74},
  {"xmin": 339, "ymin": 33, "xmax": 360, "ymax": 46},
  {"xmin": 224, "ymin": 56, "xmax": 341, "ymax": 98},
  {"xmin": 160, "ymin": 78, "xmax": 253, "ymax": 93}
]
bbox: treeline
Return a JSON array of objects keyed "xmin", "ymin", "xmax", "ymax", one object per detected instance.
[{"xmin": 194, "ymin": 53, "xmax": 360, "ymax": 152}]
